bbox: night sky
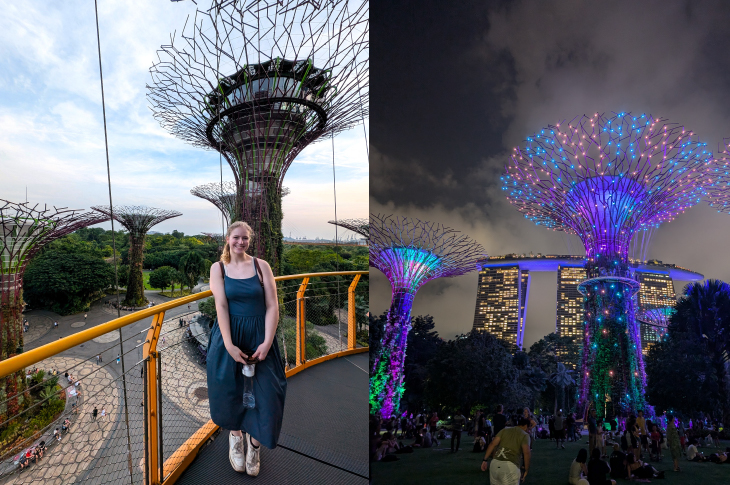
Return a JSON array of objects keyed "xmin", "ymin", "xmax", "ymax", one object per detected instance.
[{"xmin": 370, "ymin": 0, "xmax": 730, "ymax": 346}]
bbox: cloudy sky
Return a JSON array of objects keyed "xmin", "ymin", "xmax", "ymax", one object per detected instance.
[
  {"xmin": 370, "ymin": 0, "xmax": 730, "ymax": 347},
  {"xmin": 0, "ymin": 1, "xmax": 368, "ymax": 239}
]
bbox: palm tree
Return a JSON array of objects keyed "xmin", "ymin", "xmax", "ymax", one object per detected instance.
[
  {"xmin": 179, "ymin": 251, "xmax": 206, "ymax": 292},
  {"xmin": 549, "ymin": 362, "xmax": 575, "ymax": 414},
  {"xmin": 671, "ymin": 280, "xmax": 730, "ymax": 421}
]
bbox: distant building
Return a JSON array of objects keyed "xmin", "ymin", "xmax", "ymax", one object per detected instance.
[
  {"xmin": 472, "ymin": 254, "xmax": 702, "ymax": 351},
  {"xmin": 472, "ymin": 266, "xmax": 529, "ymax": 348}
]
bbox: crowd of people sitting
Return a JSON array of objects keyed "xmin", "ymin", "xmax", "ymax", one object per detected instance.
[
  {"xmin": 373, "ymin": 404, "xmax": 729, "ymax": 483},
  {"xmin": 17, "ymin": 441, "xmax": 46, "ymax": 471}
]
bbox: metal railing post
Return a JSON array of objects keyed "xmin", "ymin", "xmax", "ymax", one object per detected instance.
[
  {"xmin": 295, "ymin": 277, "xmax": 310, "ymax": 366},
  {"xmin": 158, "ymin": 355, "xmax": 164, "ymax": 482},
  {"xmin": 348, "ymin": 274, "xmax": 361, "ymax": 350},
  {"xmin": 143, "ymin": 358, "xmax": 150, "ymax": 485},
  {"xmin": 143, "ymin": 311, "xmax": 165, "ymax": 485}
]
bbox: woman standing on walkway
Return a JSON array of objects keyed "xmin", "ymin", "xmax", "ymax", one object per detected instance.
[{"xmin": 207, "ymin": 221, "xmax": 287, "ymax": 476}]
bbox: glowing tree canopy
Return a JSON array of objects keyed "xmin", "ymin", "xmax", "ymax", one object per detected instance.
[
  {"xmin": 369, "ymin": 214, "xmax": 485, "ymax": 418},
  {"xmin": 148, "ymin": 0, "xmax": 368, "ymax": 275},
  {"xmin": 0, "ymin": 200, "xmax": 108, "ymax": 415},
  {"xmin": 707, "ymin": 138, "xmax": 730, "ymax": 213},
  {"xmin": 92, "ymin": 206, "xmax": 181, "ymax": 307},
  {"xmin": 328, "ymin": 218, "xmax": 369, "ymax": 239},
  {"xmin": 503, "ymin": 112, "xmax": 713, "ymax": 416}
]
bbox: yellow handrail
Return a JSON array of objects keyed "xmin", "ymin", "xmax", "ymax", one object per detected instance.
[{"xmin": 0, "ymin": 270, "xmax": 368, "ymax": 378}]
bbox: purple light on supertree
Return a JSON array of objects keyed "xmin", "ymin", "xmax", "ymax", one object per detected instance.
[
  {"xmin": 369, "ymin": 214, "xmax": 485, "ymax": 418},
  {"xmin": 707, "ymin": 138, "xmax": 730, "ymax": 213},
  {"xmin": 503, "ymin": 112, "xmax": 713, "ymax": 416}
]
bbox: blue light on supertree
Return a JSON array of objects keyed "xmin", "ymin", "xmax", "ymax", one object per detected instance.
[
  {"xmin": 369, "ymin": 214, "xmax": 485, "ymax": 418},
  {"xmin": 502, "ymin": 112, "xmax": 714, "ymax": 417}
]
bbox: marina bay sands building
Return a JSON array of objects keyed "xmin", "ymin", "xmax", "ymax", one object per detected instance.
[{"xmin": 472, "ymin": 255, "xmax": 702, "ymax": 351}]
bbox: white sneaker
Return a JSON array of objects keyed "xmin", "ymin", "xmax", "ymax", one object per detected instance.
[
  {"xmin": 245, "ymin": 433, "xmax": 260, "ymax": 476},
  {"xmin": 229, "ymin": 432, "xmax": 246, "ymax": 473}
]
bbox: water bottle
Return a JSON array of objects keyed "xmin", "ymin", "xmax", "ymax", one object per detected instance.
[{"xmin": 242, "ymin": 363, "xmax": 256, "ymax": 409}]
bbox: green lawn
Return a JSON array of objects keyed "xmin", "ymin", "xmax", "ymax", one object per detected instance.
[{"xmin": 371, "ymin": 433, "xmax": 730, "ymax": 484}]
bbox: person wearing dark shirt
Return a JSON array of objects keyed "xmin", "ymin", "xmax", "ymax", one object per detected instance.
[
  {"xmin": 493, "ymin": 404, "xmax": 507, "ymax": 437},
  {"xmin": 451, "ymin": 412, "xmax": 466, "ymax": 452},
  {"xmin": 566, "ymin": 413, "xmax": 576, "ymax": 442},
  {"xmin": 587, "ymin": 409, "xmax": 598, "ymax": 456},
  {"xmin": 609, "ymin": 443, "xmax": 628, "ymax": 479},
  {"xmin": 554, "ymin": 411, "xmax": 566, "ymax": 449},
  {"xmin": 587, "ymin": 448, "xmax": 616, "ymax": 485}
]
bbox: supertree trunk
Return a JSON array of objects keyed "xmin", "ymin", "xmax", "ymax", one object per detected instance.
[
  {"xmin": 0, "ymin": 277, "xmax": 26, "ymax": 420},
  {"xmin": 578, "ymin": 274, "xmax": 645, "ymax": 418},
  {"xmin": 243, "ymin": 181, "xmax": 284, "ymax": 276},
  {"xmin": 369, "ymin": 291, "xmax": 415, "ymax": 419},
  {"xmin": 124, "ymin": 235, "xmax": 148, "ymax": 307}
]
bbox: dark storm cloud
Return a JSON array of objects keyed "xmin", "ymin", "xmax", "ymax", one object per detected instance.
[{"xmin": 371, "ymin": 0, "xmax": 730, "ymax": 343}]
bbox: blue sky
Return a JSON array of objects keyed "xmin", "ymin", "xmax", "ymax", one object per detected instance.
[{"xmin": 0, "ymin": 1, "xmax": 368, "ymax": 239}]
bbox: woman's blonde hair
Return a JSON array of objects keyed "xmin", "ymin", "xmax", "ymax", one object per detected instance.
[{"xmin": 220, "ymin": 221, "xmax": 254, "ymax": 264}]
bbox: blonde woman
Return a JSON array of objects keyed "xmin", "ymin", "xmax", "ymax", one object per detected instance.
[{"xmin": 207, "ymin": 221, "xmax": 287, "ymax": 476}]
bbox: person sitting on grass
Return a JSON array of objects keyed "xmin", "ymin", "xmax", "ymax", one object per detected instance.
[
  {"xmin": 422, "ymin": 429, "xmax": 433, "ymax": 448},
  {"xmin": 707, "ymin": 452, "xmax": 729, "ymax": 464},
  {"xmin": 609, "ymin": 443, "xmax": 629, "ymax": 479},
  {"xmin": 473, "ymin": 431, "xmax": 487, "ymax": 453},
  {"xmin": 587, "ymin": 447, "xmax": 616, "ymax": 485},
  {"xmin": 626, "ymin": 453, "xmax": 665, "ymax": 480},
  {"xmin": 568, "ymin": 448, "xmax": 590, "ymax": 485},
  {"xmin": 412, "ymin": 428, "xmax": 424, "ymax": 448},
  {"xmin": 687, "ymin": 439, "xmax": 706, "ymax": 462},
  {"xmin": 480, "ymin": 416, "xmax": 531, "ymax": 485}
]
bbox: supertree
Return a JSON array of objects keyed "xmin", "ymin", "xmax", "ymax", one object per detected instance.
[
  {"xmin": 0, "ymin": 200, "xmax": 108, "ymax": 416},
  {"xmin": 148, "ymin": 0, "xmax": 368, "ymax": 275},
  {"xmin": 191, "ymin": 181, "xmax": 290, "ymax": 228},
  {"xmin": 502, "ymin": 112, "xmax": 713, "ymax": 416},
  {"xmin": 328, "ymin": 217, "xmax": 369, "ymax": 239},
  {"xmin": 637, "ymin": 307, "xmax": 674, "ymax": 352},
  {"xmin": 369, "ymin": 214, "xmax": 485, "ymax": 418},
  {"xmin": 91, "ymin": 206, "xmax": 182, "ymax": 307},
  {"xmin": 707, "ymin": 137, "xmax": 730, "ymax": 213}
]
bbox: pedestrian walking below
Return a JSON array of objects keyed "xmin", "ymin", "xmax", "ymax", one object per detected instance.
[
  {"xmin": 116, "ymin": 355, "xmax": 120, "ymax": 365},
  {"xmin": 451, "ymin": 411, "xmax": 466, "ymax": 452},
  {"xmin": 92, "ymin": 407, "xmax": 98, "ymax": 421},
  {"xmin": 481, "ymin": 416, "xmax": 531, "ymax": 485}
]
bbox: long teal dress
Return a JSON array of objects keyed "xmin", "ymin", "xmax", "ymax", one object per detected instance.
[{"xmin": 207, "ymin": 266, "xmax": 287, "ymax": 449}]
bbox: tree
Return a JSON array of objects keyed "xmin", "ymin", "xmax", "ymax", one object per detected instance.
[
  {"xmin": 549, "ymin": 362, "xmax": 575, "ymax": 414},
  {"xmin": 179, "ymin": 251, "xmax": 205, "ymax": 291},
  {"xmin": 402, "ymin": 315, "xmax": 443, "ymax": 412},
  {"xmin": 645, "ymin": 330, "xmax": 720, "ymax": 419},
  {"xmin": 425, "ymin": 330, "xmax": 518, "ymax": 414},
  {"xmin": 668, "ymin": 280, "xmax": 730, "ymax": 420},
  {"xmin": 527, "ymin": 332, "xmax": 580, "ymax": 373},
  {"xmin": 24, "ymin": 251, "xmax": 115, "ymax": 315},
  {"xmin": 149, "ymin": 266, "xmax": 175, "ymax": 292}
]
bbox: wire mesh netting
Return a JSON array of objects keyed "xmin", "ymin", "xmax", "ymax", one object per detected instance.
[{"xmin": 0, "ymin": 327, "xmax": 149, "ymax": 485}]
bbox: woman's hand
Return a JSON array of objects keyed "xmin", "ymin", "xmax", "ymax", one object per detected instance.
[
  {"xmin": 251, "ymin": 341, "xmax": 272, "ymax": 362},
  {"xmin": 225, "ymin": 343, "xmax": 249, "ymax": 364}
]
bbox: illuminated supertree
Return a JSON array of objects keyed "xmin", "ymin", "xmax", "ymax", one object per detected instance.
[
  {"xmin": 328, "ymin": 218, "xmax": 369, "ymax": 239},
  {"xmin": 637, "ymin": 307, "xmax": 674, "ymax": 353},
  {"xmin": 369, "ymin": 214, "xmax": 485, "ymax": 418},
  {"xmin": 707, "ymin": 138, "xmax": 730, "ymax": 213},
  {"xmin": 92, "ymin": 206, "xmax": 182, "ymax": 307},
  {"xmin": 148, "ymin": 0, "xmax": 368, "ymax": 275},
  {"xmin": 0, "ymin": 200, "xmax": 108, "ymax": 416},
  {"xmin": 503, "ymin": 112, "xmax": 713, "ymax": 416}
]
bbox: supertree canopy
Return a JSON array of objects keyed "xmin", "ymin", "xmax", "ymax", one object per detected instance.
[
  {"xmin": 369, "ymin": 214, "xmax": 485, "ymax": 418},
  {"xmin": 503, "ymin": 112, "xmax": 713, "ymax": 416},
  {"xmin": 148, "ymin": 0, "xmax": 368, "ymax": 275},
  {"xmin": 328, "ymin": 218, "xmax": 369, "ymax": 239},
  {"xmin": 92, "ymin": 206, "xmax": 181, "ymax": 307},
  {"xmin": 707, "ymin": 138, "xmax": 730, "ymax": 213},
  {"xmin": 637, "ymin": 307, "xmax": 674, "ymax": 351},
  {"xmin": 0, "ymin": 200, "xmax": 108, "ymax": 416},
  {"xmin": 191, "ymin": 181, "xmax": 240, "ymax": 227}
]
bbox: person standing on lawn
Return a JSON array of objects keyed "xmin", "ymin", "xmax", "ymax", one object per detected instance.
[
  {"xmin": 451, "ymin": 411, "xmax": 466, "ymax": 452},
  {"xmin": 481, "ymin": 416, "xmax": 531, "ymax": 485}
]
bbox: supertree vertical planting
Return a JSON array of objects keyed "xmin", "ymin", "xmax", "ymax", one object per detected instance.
[
  {"xmin": 148, "ymin": 0, "xmax": 368, "ymax": 275},
  {"xmin": 329, "ymin": 217, "xmax": 369, "ymax": 240},
  {"xmin": 92, "ymin": 206, "xmax": 181, "ymax": 307},
  {"xmin": 369, "ymin": 214, "xmax": 485, "ymax": 418},
  {"xmin": 503, "ymin": 112, "xmax": 713, "ymax": 416},
  {"xmin": 0, "ymin": 200, "xmax": 108, "ymax": 416}
]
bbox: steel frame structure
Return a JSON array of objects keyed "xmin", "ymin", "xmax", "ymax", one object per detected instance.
[
  {"xmin": 369, "ymin": 214, "xmax": 485, "ymax": 418},
  {"xmin": 328, "ymin": 217, "xmax": 369, "ymax": 239},
  {"xmin": 92, "ymin": 206, "xmax": 182, "ymax": 307},
  {"xmin": 148, "ymin": 0, "xmax": 368, "ymax": 275},
  {"xmin": 503, "ymin": 112, "xmax": 714, "ymax": 416},
  {"xmin": 0, "ymin": 200, "xmax": 108, "ymax": 416},
  {"xmin": 708, "ymin": 137, "xmax": 730, "ymax": 213}
]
